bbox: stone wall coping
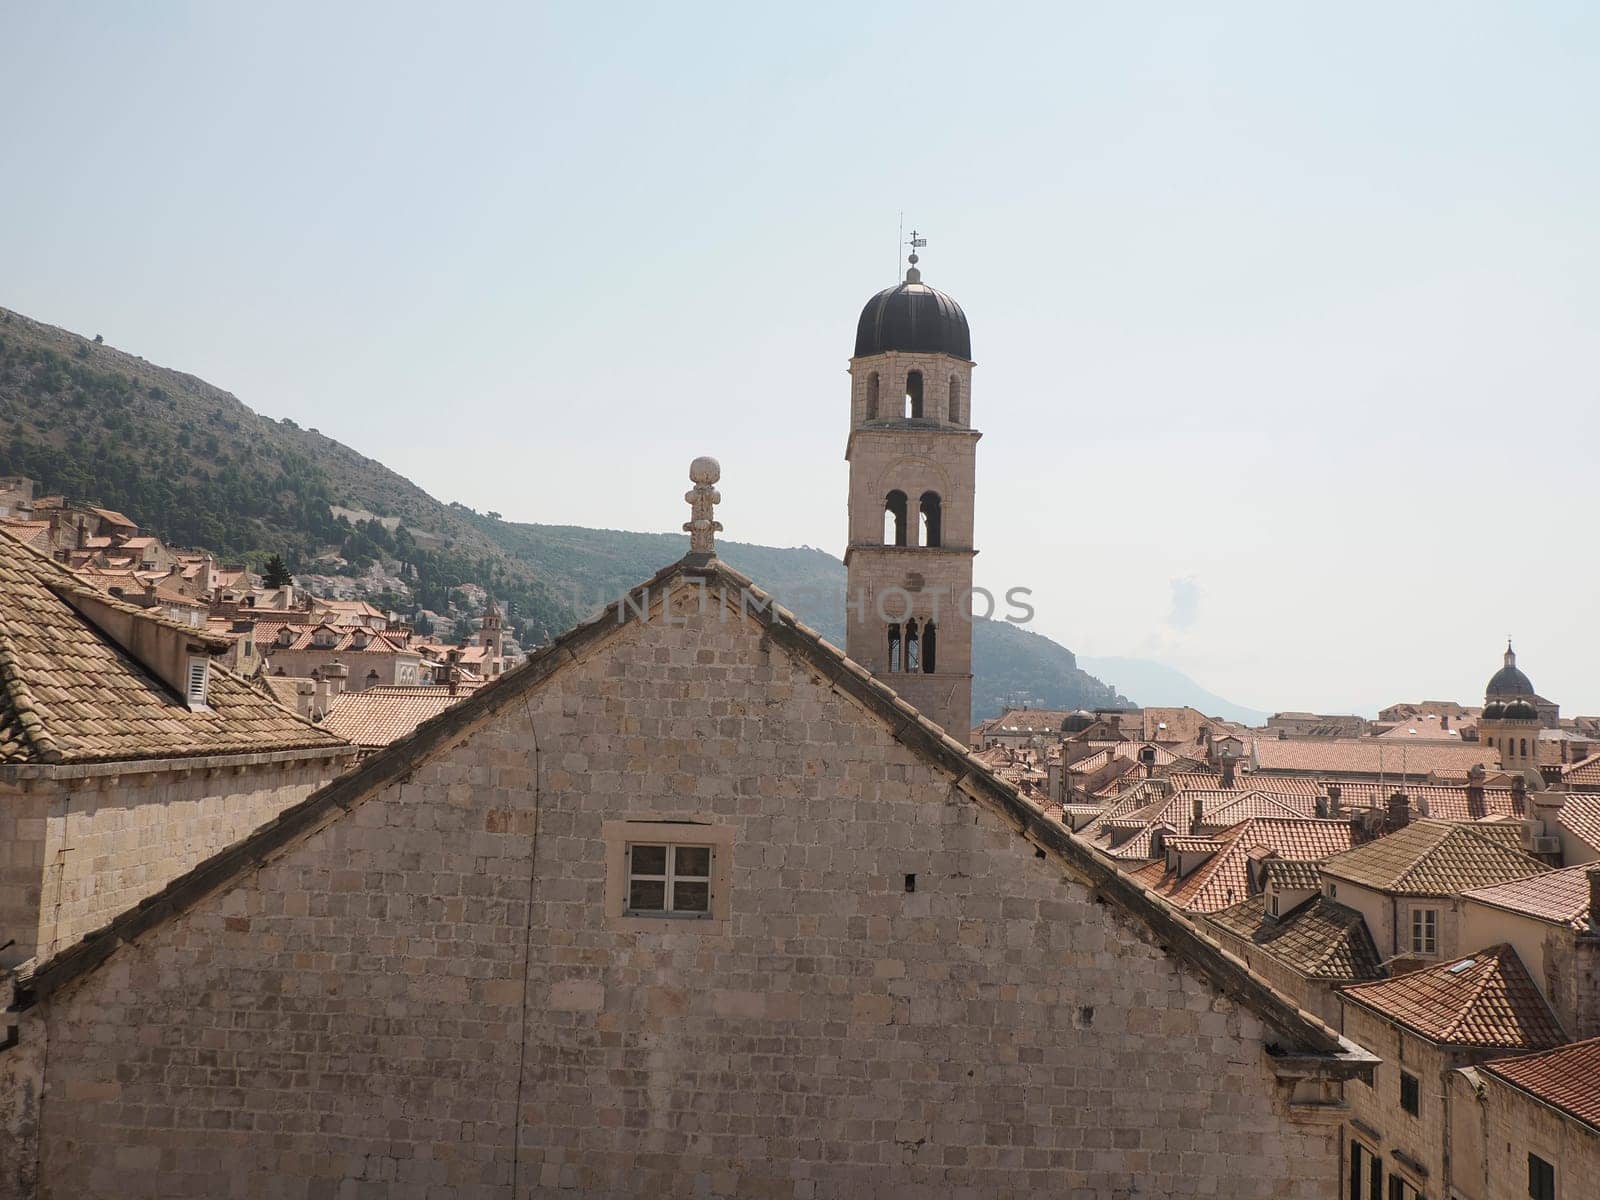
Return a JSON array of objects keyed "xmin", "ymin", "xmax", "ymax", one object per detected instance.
[
  {"xmin": 12, "ymin": 554, "xmax": 1366, "ymax": 1073},
  {"xmin": 0, "ymin": 743, "xmax": 355, "ymax": 785}
]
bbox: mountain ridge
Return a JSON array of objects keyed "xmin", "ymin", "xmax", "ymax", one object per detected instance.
[{"xmin": 0, "ymin": 302, "xmax": 1126, "ymax": 721}]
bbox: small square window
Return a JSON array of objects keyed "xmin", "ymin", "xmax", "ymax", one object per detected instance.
[
  {"xmin": 1400, "ymin": 1071, "xmax": 1419, "ymax": 1116},
  {"xmin": 625, "ymin": 843, "xmax": 712, "ymax": 917}
]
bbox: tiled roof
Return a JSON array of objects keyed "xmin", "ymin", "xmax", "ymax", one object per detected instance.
[
  {"xmin": 1166, "ymin": 771, "xmax": 1324, "ymax": 797},
  {"xmin": 321, "ymin": 685, "xmax": 478, "ymax": 749},
  {"xmin": 1262, "ymin": 858, "xmax": 1324, "ymax": 891},
  {"xmin": 1559, "ymin": 794, "xmax": 1600, "ymax": 854},
  {"xmin": 1127, "ymin": 818, "xmax": 1355, "ymax": 913},
  {"xmin": 266, "ymin": 624, "xmax": 412, "ymax": 654},
  {"xmin": 1481, "ymin": 1036, "xmax": 1600, "ymax": 1131},
  {"xmin": 980, "ymin": 707, "xmax": 1073, "ymax": 735},
  {"xmin": 1460, "ymin": 865, "xmax": 1594, "ymax": 931},
  {"xmin": 1332, "ymin": 781, "xmax": 1525, "ymax": 823},
  {"xmin": 1087, "ymin": 788, "xmax": 1317, "ymax": 862},
  {"xmin": 1207, "ymin": 895, "xmax": 1382, "ymax": 982},
  {"xmin": 1322, "ymin": 819, "xmax": 1547, "ymax": 896},
  {"xmin": 1203, "ymin": 792, "xmax": 1315, "ymax": 825},
  {"xmin": 0, "ymin": 528, "xmax": 349, "ymax": 765},
  {"xmin": 1341, "ymin": 945, "xmax": 1566, "ymax": 1050},
  {"xmin": 1563, "ymin": 753, "xmax": 1600, "ymax": 788},
  {"xmin": 1249, "ymin": 737, "xmax": 1497, "ymax": 777}
]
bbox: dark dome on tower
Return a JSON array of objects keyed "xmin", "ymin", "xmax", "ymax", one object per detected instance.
[
  {"xmin": 1486, "ymin": 641, "xmax": 1534, "ymax": 699},
  {"xmin": 854, "ymin": 267, "xmax": 971, "ymax": 360},
  {"xmin": 1503, "ymin": 699, "xmax": 1539, "ymax": 721}
]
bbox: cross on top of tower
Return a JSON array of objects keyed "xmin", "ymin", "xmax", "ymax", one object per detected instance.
[{"xmin": 905, "ymin": 229, "xmax": 927, "ymax": 283}]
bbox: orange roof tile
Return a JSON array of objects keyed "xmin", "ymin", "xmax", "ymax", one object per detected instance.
[
  {"xmin": 1248, "ymin": 737, "xmax": 1498, "ymax": 777},
  {"xmin": 320, "ymin": 685, "xmax": 476, "ymax": 749},
  {"xmin": 1562, "ymin": 753, "xmax": 1600, "ymax": 789},
  {"xmin": 1558, "ymin": 794, "xmax": 1600, "ymax": 855},
  {"xmin": 1481, "ymin": 1035, "xmax": 1600, "ymax": 1131},
  {"xmin": 1460, "ymin": 864, "xmax": 1594, "ymax": 931},
  {"xmin": 1127, "ymin": 818, "xmax": 1355, "ymax": 913},
  {"xmin": 1341, "ymin": 945, "xmax": 1566, "ymax": 1050}
]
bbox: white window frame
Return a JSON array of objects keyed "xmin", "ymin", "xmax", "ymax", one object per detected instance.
[
  {"xmin": 625, "ymin": 842, "xmax": 713, "ymax": 918},
  {"xmin": 1411, "ymin": 907, "xmax": 1438, "ymax": 955}
]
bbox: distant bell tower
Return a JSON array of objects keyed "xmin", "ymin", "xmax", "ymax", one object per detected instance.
[{"xmin": 845, "ymin": 237, "xmax": 978, "ymax": 737}]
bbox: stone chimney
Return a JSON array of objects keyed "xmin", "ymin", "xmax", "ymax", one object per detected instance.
[
  {"xmin": 1466, "ymin": 764, "xmax": 1486, "ymax": 817},
  {"xmin": 324, "ymin": 660, "xmax": 349, "ymax": 698},
  {"xmin": 1441, "ymin": 713, "xmax": 1450, "ymax": 732},
  {"xmin": 1220, "ymin": 756, "xmax": 1236, "ymax": 790},
  {"xmin": 1191, "ymin": 794, "xmax": 1205, "ymax": 836},
  {"xmin": 1327, "ymin": 784, "xmax": 1342, "ymax": 818},
  {"xmin": 1387, "ymin": 790, "xmax": 1412, "ymax": 830}
]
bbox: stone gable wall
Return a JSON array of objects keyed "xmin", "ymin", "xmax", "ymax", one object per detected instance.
[{"xmin": 14, "ymin": 586, "xmax": 1338, "ymax": 1198}]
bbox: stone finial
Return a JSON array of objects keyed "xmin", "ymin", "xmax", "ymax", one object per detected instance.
[{"xmin": 684, "ymin": 456, "xmax": 722, "ymax": 555}]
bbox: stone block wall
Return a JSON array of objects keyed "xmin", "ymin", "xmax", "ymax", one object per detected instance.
[
  {"xmin": 12, "ymin": 587, "xmax": 1341, "ymax": 1198},
  {"xmin": 1447, "ymin": 1067, "xmax": 1600, "ymax": 1200},
  {"xmin": 0, "ymin": 755, "xmax": 347, "ymax": 968}
]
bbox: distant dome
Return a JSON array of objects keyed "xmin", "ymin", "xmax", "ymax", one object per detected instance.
[
  {"xmin": 1481, "ymin": 701, "xmax": 1507, "ymax": 720},
  {"xmin": 854, "ymin": 268, "xmax": 971, "ymax": 360},
  {"xmin": 1486, "ymin": 641, "xmax": 1534, "ymax": 700},
  {"xmin": 1061, "ymin": 709, "xmax": 1096, "ymax": 733}
]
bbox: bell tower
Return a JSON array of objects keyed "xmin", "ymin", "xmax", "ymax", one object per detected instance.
[{"xmin": 845, "ymin": 242, "xmax": 978, "ymax": 737}]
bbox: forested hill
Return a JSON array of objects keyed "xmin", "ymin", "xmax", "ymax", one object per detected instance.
[{"xmin": 0, "ymin": 304, "xmax": 1125, "ymax": 718}]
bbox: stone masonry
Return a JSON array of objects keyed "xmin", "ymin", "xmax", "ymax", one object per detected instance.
[{"xmin": 1, "ymin": 566, "xmax": 1362, "ymax": 1198}]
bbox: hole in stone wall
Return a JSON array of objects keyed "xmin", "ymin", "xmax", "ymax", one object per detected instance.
[
  {"xmin": 1078, "ymin": 1005, "xmax": 1095, "ymax": 1027},
  {"xmin": 904, "ymin": 874, "xmax": 917, "ymax": 893}
]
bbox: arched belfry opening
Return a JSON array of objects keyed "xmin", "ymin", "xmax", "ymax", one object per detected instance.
[
  {"xmin": 921, "ymin": 622, "xmax": 937, "ymax": 673},
  {"xmin": 904, "ymin": 371, "xmax": 923, "ymax": 419},
  {"xmin": 887, "ymin": 623, "xmax": 902, "ymax": 672},
  {"xmin": 866, "ymin": 372, "xmax": 880, "ymax": 419},
  {"xmin": 918, "ymin": 492, "xmax": 942, "ymax": 548},
  {"xmin": 904, "ymin": 619, "xmax": 920, "ymax": 672},
  {"xmin": 948, "ymin": 375, "xmax": 962, "ymax": 424},
  {"xmin": 883, "ymin": 490, "xmax": 908, "ymax": 546}
]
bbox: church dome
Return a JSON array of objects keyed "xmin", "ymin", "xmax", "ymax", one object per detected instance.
[
  {"xmin": 854, "ymin": 265, "xmax": 971, "ymax": 360},
  {"xmin": 1061, "ymin": 709, "xmax": 1096, "ymax": 733},
  {"xmin": 1503, "ymin": 699, "xmax": 1538, "ymax": 721},
  {"xmin": 1486, "ymin": 641, "xmax": 1534, "ymax": 699},
  {"xmin": 1481, "ymin": 701, "xmax": 1507, "ymax": 720}
]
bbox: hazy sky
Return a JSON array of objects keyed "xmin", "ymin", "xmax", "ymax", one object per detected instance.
[{"xmin": 4, "ymin": 3, "xmax": 1598, "ymax": 715}]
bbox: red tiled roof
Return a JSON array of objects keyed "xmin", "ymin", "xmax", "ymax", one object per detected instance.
[
  {"xmin": 1127, "ymin": 818, "xmax": 1355, "ymax": 913},
  {"xmin": 1341, "ymin": 945, "xmax": 1566, "ymax": 1050},
  {"xmin": 1460, "ymin": 865, "xmax": 1594, "ymax": 931},
  {"xmin": 1481, "ymin": 1035, "xmax": 1600, "ymax": 1131},
  {"xmin": 320, "ymin": 685, "xmax": 479, "ymax": 749},
  {"xmin": 1563, "ymin": 754, "xmax": 1600, "ymax": 789},
  {"xmin": 1559, "ymin": 794, "xmax": 1600, "ymax": 854},
  {"xmin": 1332, "ymin": 781, "xmax": 1525, "ymax": 822},
  {"xmin": 1322, "ymin": 819, "xmax": 1547, "ymax": 896},
  {"xmin": 1248, "ymin": 737, "xmax": 1498, "ymax": 777}
]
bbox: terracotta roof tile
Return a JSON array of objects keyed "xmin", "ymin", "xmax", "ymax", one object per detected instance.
[
  {"xmin": 1127, "ymin": 818, "xmax": 1355, "ymax": 913},
  {"xmin": 1557, "ymin": 794, "xmax": 1600, "ymax": 858},
  {"xmin": 1322, "ymin": 819, "xmax": 1547, "ymax": 896},
  {"xmin": 1481, "ymin": 1036, "xmax": 1600, "ymax": 1131},
  {"xmin": 0, "ymin": 528, "xmax": 348, "ymax": 765},
  {"xmin": 1341, "ymin": 945, "xmax": 1566, "ymax": 1050},
  {"xmin": 1262, "ymin": 859, "xmax": 1324, "ymax": 891},
  {"xmin": 1561, "ymin": 753, "xmax": 1600, "ymax": 788},
  {"xmin": 1207, "ymin": 895, "xmax": 1382, "ymax": 982},
  {"xmin": 1248, "ymin": 737, "xmax": 1498, "ymax": 777},
  {"xmin": 1460, "ymin": 865, "xmax": 1594, "ymax": 931},
  {"xmin": 321, "ymin": 686, "xmax": 478, "ymax": 749},
  {"xmin": 1332, "ymin": 781, "xmax": 1525, "ymax": 822}
]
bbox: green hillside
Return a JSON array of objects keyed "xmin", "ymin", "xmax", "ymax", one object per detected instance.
[{"xmin": 0, "ymin": 304, "xmax": 1125, "ymax": 720}]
